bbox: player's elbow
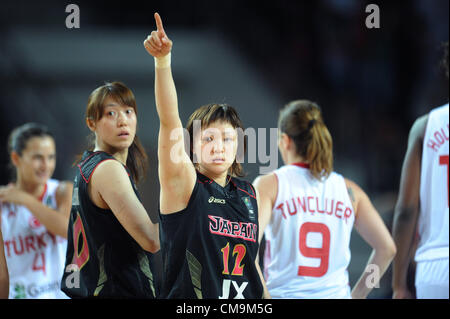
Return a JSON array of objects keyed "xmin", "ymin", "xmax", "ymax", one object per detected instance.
[
  {"xmin": 386, "ymin": 240, "xmax": 397, "ymax": 259},
  {"xmin": 378, "ymin": 238, "xmax": 397, "ymax": 261},
  {"xmin": 394, "ymin": 204, "xmax": 418, "ymax": 223},
  {"xmin": 141, "ymin": 238, "xmax": 160, "ymax": 253}
]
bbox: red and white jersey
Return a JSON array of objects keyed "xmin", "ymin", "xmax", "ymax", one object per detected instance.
[
  {"xmin": 264, "ymin": 163, "xmax": 355, "ymax": 298},
  {"xmin": 0, "ymin": 179, "xmax": 68, "ymax": 299},
  {"xmin": 415, "ymin": 103, "xmax": 449, "ymax": 262}
]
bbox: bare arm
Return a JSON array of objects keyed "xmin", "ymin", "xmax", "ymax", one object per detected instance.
[
  {"xmin": 91, "ymin": 160, "xmax": 160, "ymax": 253},
  {"xmin": 143, "ymin": 12, "xmax": 196, "ymax": 214},
  {"xmin": 391, "ymin": 115, "xmax": 427, "ymax": 299},
  {"xmin": 0, "ymin": 225, "xmax": 9, "ymax": 299},
  {"xmin": 253, "ymin": 174, "xmax": 278, "ymax": 298},
  {"xmin": 347, "ymin": 179, "xmax": 397, "ymax": 299},
  {"xmin": 253, "ymin": 173, "xmax": 278, "ymax": 242},
  {"xmin": 0, "ymin": 182, "xmax": 73, "ymax": 238}
]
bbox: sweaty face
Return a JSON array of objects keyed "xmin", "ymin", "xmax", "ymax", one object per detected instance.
[
  {"xmin": 94, "ymin": 96, "xmax": 137, "ymax": 151},
  {"xmin": 14, "ymin": 136, "xmax": 56, "ymax": 185},
  {"xmin": 193, "ymin": 121, "xmax": 238, "ymax": 177}
]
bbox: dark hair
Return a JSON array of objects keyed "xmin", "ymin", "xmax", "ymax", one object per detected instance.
[
  {"xmin": 185, "ymin": 103, "xmax": 246, "ymax": 177},
  {"xmin": 7, "ymin": 122, "xmax": 54, "ymax": 180},
  {"xmin": 83, "ymin": 81, "xmax": 148, "ymax": 184},
  {"xmin": 441, "ymin": 41, "xmax": 449, "ymax": 79},
  {"xmin": 278, "ymin": 100, "xmax": 333, "ymax": 180}
]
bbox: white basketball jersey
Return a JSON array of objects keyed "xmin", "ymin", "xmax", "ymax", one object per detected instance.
[
  {"xmin": 1, "ymin": 179, "xmax": 68, "ymax": 299},
  {"xmin": 415, "ymin": 103, "xmax": 449, "ymax": 262},
  {"xmin": 264, "ymin": 164, "xmax": 355, "ymax": 298}
]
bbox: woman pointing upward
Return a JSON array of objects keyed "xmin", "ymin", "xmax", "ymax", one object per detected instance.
[{"xmin": 144, "ymin": 13, "xmax": 269, "ymax": 299}]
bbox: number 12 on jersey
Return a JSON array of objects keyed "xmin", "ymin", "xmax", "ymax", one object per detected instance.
[{"xmin": 221, "ymin": 242, "xmax": 246, "ymax": 276}]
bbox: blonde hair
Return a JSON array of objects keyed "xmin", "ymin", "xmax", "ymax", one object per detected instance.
[{"xmin": 278, "ymin": 100, "xmax": 333, "ymax": 180}]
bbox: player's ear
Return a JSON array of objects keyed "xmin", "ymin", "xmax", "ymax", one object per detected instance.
[
  {"xmin": 10, "ymin": 151, "xmax": 20, "ymax": 167},
  {"xmin": 86, "ymin": 117, "xmax": 96, "ymax": 132},
  {"xmin": 280, "ymin": 133, "xmax": 291, "ymax": 150}
]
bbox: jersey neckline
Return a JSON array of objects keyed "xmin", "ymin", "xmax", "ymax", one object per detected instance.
[
  {"xmin": 197, "ymin": 171, "xmax": 234, "ymax": 193},
  {"xmin": 38, "ymin": 182, "xmax": 48, "ymax": 202},
  {"xmin": 291, "ymin": 162, "xmax": 310, "ymax": 169}
]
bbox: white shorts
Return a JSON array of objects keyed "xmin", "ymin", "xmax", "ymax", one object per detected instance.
[{"xmin": 415, "ymin": 258, "xmax": 449, "ymax": 299}]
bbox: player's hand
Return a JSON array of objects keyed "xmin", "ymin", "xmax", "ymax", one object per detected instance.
[
  {"xmin": 0, "ymin": 184, "xmax": 32, "ymax": 206},
  {"xmin": 143, "ymin": 12, "xmax": 172, "ymax": 58}
]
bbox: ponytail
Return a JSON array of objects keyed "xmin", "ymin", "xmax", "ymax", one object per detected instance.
[
  {"xmin": 126, "ymin": 135, "xmax": 148, "ymax": 184},
  {"xmin": 278, "ymin": 100, "xmax": 333, "ymax": 180}
]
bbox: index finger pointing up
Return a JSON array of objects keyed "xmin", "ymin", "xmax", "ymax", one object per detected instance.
[{"xmin": 154, "ymin": 12, "xmax": 165, "ymax": 35}]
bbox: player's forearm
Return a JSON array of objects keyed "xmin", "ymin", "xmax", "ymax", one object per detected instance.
[
  {"xmin": 255, "ymin": 257, "xmax": 271, "ymax": 299},
  {"xmin": 0, "ymin": 277, "xmax": 8, "ymax": 299},
  {"xmin": 391, "ymin": 206, "xmax": 417, "ymax": 289},
  {"xmin": 0, "ymin": 270, "xmax": 8, "ymax": 299},
  {"xmin": 352, "ymin": 247, "xmax": 395, "ymax": 299},
  {"xmin": 0, "ymin": 234, "xmax": 9, "ymax": 299},
  {"xmin": 154, "ymin": 63, "xmax": 180, "ymax": 128},
  {"xmin": 23, "ymin": 197, "xmax": 69, "ymax": 238}
]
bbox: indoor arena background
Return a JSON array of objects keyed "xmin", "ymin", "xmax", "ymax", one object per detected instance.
[{"xmin": 0, "ymin": 0, "xmax": 448, "ymax": 298}]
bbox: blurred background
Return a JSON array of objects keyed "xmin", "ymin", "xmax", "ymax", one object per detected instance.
[{"xmin": 0, "ymin": 0, "xmax": 448, "ymax": 298}]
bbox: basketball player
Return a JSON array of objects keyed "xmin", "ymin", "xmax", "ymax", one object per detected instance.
[
  {"xmin": 254, "ymin": 101, "xmax": 397, "ymax": 298},
  {"xmin": 143, "ymin": 13, "xmax": 268, "ymax": 299},
  {"xmin": 60, "ymin": 82, "xmax": 160, "ymax": 298},
  {"xmin": 392, "ymin": 42, "xmax": 449, "ymax": 299},
  {"xmin": 0, "ymin": 228, "xmax": 8, "ymax": 299},
  {"xmin": 0, "ymin": 123, "xmax": 72, "ymax": 299}
]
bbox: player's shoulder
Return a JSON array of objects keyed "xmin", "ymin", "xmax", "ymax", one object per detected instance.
[
  {"xmin": 253, "ymin": 172, "xmax": 277, "ymax": 188},
  {"xmin": 342, "ymin": 177, "xmax": 367, "ymax": 208},
  {"xmin": 54, "ymin": 180, "xmax": 74, "ymax": 198},
  {"xmin": 92, "ymin": 158, "xmax": 127, "ymax": 179},
  {"xmin": 79, "ymin": 151, "xmax": 125, "ymax": 184},
  {"xmin": 78, "ymin": 150, "xmax": 117, "ymax": 173},
  {"xmin": 343, "ymin": 177, "xmax": 362, "ymax": 192},
  {"xmin": 430, "ymin": 102, "xmax": 449, "ymax": 116},
  {"xmin": 409, "ymin": 113, "xmax": 429, "ymax": 145}
]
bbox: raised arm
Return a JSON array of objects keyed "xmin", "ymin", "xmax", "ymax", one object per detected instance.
[
  {"xmin": 346, "ymin": 179, "xmax": 397, "ymax": 299},
  {"xmin": 0, "ymin": 182, "xmax": 73, "ymax": 238},
  {"xmin": 143, "ymin": 12, "xmax": 196, "ymax": 214},
  {"xmin": 91, "ymin": 160, "xmax": 159, "ymax": 253},
  {"xmin": 0, "ymin": 226, "xmax": 9, "ymax": 299},
  {"xmin": 391, "ymin": 115, "xmax": 427, "ymax": 299}
]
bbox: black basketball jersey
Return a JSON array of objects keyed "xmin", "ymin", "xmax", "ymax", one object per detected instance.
[
  {"xmin": 61, "ymin": 151, "xmax": 156, "ymax": 298},
  {"xmin": 159, "ymin": 171, "xmax": 263, "ymax": 299}
]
